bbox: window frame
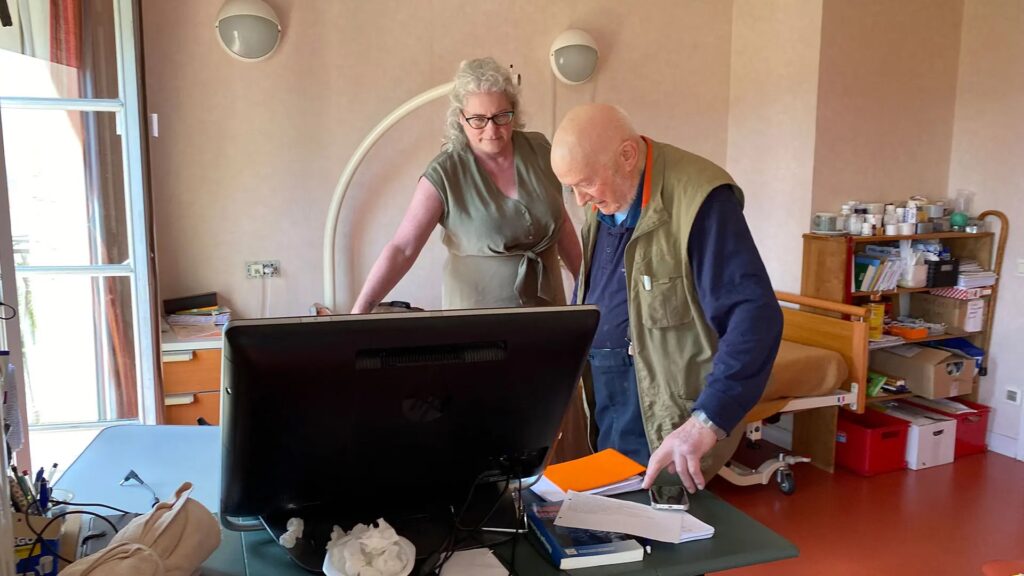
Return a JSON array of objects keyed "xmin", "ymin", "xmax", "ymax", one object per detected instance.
[{"xmin": 0, "ymin": 0, "xmax": 157, "ymax": 430}]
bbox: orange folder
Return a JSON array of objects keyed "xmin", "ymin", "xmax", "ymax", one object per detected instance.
[{"xmin": 543, "ymin": 449, "xmax": 646, "ymax": 493}]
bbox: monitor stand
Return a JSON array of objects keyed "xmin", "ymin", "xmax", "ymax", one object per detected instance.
[{"xmin": 459, "ymin": 480, "xmax": 528, "ymax": 533}]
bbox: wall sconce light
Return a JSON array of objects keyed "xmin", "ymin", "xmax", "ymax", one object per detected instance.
[
  {"xmin": 549, "ymin": 29, "xmax": 599, "ymax": 84},
  {"xmin": 215, "ymin": 0, "xmax": 282, "ymax": 62}
]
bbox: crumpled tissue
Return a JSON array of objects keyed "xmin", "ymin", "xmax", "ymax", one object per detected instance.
[
  {"xmin": 323, "ymin": 518, "xmax": 415, "ymax": 576},
  {"xmin": 279, "ymin": 517, "xmax": 304, "ymax": 549}
]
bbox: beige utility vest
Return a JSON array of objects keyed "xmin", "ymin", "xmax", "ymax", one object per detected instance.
[{"xmin": 577, "ymin": 138, "xmax": 743, "ymax": 451}]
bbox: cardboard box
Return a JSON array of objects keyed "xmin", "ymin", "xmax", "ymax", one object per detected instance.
[
  {"xmin": 904, "ymin": 397, "xmax": 991, "ymax": 458},
  {"xmin": 14, "ymin": 514, "xmax": 60, "ymax": 576},
  {"xmin": 870, "ymin": 345, "xmax": 976, "ymax": 399},
  {"xmin": 909, "ymin": 293, "xmax": 985, "ymax": 333},
  {"xmin": 874, "ymin": 402, "xmax": 955, "ymax": 470}
]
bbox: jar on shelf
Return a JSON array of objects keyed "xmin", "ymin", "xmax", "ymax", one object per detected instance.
[{"xmin": 867, "ymin": 296, "xmax": 885, "ymax": 341}]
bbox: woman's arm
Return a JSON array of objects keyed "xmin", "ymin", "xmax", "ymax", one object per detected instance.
[
  {"xmin": 556, "ymin": 207, "xmax": 582, "ymax": 282},
  {"xmin": 351, "ymin": 177, "xmax": 444, "ymax": 313}
]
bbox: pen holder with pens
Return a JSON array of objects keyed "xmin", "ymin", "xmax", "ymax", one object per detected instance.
[
  {"xmin": 8, "ymin": 474, "xmax": 67, "ymax": 576},
  {"xmin": 13, "ymin": 513, "xmax": 63, "ymax": 576}
]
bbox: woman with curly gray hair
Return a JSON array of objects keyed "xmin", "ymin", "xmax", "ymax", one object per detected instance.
[{"xmin": 352, "ymin": 57, "xmax": 582, "ymax": 312}]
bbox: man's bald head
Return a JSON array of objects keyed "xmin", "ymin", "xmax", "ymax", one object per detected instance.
[{"xmin": 551, "ymin": 104, "xmax": 646, "ymax": 214}]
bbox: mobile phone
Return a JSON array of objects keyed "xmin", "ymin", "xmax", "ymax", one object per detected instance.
[{"xmin": 649, "ymin": 485, "xmax": 690, "ymax": 510}]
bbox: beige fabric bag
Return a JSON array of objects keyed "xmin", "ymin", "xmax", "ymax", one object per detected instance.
[
  {"xmin": 60, "ymin": 542, "xmax": 164, "ymax": 576},
  {"xmin": 62, "ymin": 482, "xmax": 220, "ymax": 576}
]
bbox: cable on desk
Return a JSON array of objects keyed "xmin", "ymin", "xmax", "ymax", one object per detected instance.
[
  {"xmin": 24, "ymin": 508, "xmax": 119, "ymax": 564},
  {"xmin": 422, "ymin": 472, "xmax": 519, "ymax": 576},
  {"xmin": 51, "ymin": 499, "xmax": 133, "ymax": 515},
  {"xmin": 505, "ymin": 478, "xmax": 522, "ymax": 576},
  {"xmin": 455, "ymin": 476, "xmax": 510, "ymax": 532}
]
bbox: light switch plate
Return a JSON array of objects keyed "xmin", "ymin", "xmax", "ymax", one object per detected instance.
[{"xmin": 246, "ymin": 260, "xmax": 280, "ymax": 279}]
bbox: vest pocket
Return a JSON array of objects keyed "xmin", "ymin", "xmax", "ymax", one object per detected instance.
[{"xmin": 638, "ymin": 275, "xmax": 692, "ymax": 328}]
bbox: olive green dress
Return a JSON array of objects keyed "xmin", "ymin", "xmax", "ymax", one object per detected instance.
[{"xmin": 423, "ymin": 131, "xmax": 566, "ymax": 309}]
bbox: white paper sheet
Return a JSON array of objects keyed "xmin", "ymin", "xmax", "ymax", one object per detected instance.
[
  {"xmin": 553, "ymin": 491, "xmax": 714, "ymax": 544},
  {"xmin": 439, "ymin": 548, "xmax": 509, "ymax": 576}
]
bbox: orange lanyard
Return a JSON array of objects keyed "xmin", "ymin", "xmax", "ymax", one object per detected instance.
[{"xmin": 639, "ymin": 135, "xmax": 653, "ymax": 208}]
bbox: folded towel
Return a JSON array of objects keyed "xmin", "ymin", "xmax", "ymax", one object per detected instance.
[{"xmin": 62, "ymin": 482, "xmax": 220, "ymax": 576}]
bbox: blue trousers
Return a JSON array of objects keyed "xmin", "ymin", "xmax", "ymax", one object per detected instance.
[{"xmin": 588, "ymin": 348, "xmax": 651, "ymax": 465}]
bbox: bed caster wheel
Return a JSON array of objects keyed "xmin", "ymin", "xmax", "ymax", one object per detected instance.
[{"xmin": 776, "ymin": 468, "xmax": 795, "ymax": 495}]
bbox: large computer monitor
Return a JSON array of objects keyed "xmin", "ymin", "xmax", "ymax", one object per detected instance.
[{"xmin": 219, "ymin": 305, "xmax": 598, "ymax": 563}]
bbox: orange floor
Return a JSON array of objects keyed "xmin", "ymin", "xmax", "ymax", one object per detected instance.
[{"xmin": 709, "ymin": 450, "xmax": 1024, "ymax": 576}]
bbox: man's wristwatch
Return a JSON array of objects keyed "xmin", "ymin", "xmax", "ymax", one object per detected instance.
[{"xmin": 691, "ymin": 410, "xmax": 728, "ymax": 441}]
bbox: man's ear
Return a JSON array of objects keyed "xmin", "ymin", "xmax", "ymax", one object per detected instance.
[{"xmin": 619, "ymin": 139, "xmax": 640, "ymax": 172}]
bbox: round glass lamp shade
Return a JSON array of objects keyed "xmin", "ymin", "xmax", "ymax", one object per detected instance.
[
  {"xmin": 550, "ymin": 29, "xmax": 599, "ymax": 85},
  {"xmin": 216, "ymin": 0, "xmax": 281, "ymax": 62}
]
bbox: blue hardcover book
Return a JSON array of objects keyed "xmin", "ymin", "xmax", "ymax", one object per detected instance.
[
  {"xmin": 526, "ymin": 501, "xmax": 645, "ymax": 570},
  {"xmin": 854, "ymin": 254, "xmax": 882, "ymax": 291}
]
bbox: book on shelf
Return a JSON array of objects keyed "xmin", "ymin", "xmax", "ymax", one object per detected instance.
[
  {"xmin": 526, "ymin": 501, "xmax": 645, "ymax": 570},
  {"xmin": 853, "ymin": 254, "xmax": 880, "ymax": 291},
  {"xmin": 529, "ymin": 448, "xmax": 645, "ymax": 502},
  {"xmin": 162, "ymin": 292, "xmax": 218, "ymax": 315},
  {"xmin": 853, "ymin": 253, "xmax": 904, "ymax": 292}
]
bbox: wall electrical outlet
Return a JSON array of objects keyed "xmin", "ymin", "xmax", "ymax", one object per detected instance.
[
  {"xmin": 1017, "ymin": 258, "xmax": 1024, "ymax": 276},
  {"xmin": 1006, "ymin": 387, "xmax": 1021, "ymax": 405},
  {"xmin": 246, "ymin": 260, "xmax": 281, "ymax": 279}
]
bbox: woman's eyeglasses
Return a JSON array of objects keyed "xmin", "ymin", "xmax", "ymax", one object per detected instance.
[{"xmin": 461, "ymin": 110, "xmax": 515, "ymax": 130}]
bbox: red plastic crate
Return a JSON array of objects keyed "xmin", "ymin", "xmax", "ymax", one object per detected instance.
[
  {"xmin": 903, "ymin": 398, "xmax": 990, "ymax": 458},
  {"xmin": 835, "ymin": 408, "xmax": 909, "ymax": 476}
]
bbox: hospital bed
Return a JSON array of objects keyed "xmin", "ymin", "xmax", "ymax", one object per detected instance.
[{"xmin": 719, "ymin": 291, "xmax": 867, "ymax": 494}]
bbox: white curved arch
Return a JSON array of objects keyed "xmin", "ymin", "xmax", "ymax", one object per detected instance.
[{"xmin": 321, "ymin": 81, "xmax": 454, "ymax": 310}]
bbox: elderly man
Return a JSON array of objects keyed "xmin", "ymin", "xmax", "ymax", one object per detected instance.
[{"xmin": 551, "ymin": 104, "xmax": 782, "ymax": 493}]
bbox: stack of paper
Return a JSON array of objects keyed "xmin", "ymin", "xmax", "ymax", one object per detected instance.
[
  {"xmin": 868, "ymin": 334, "xmax": 905, "ymax": 350},
  {"xmin": 906, "ymin": 397, "xmax": 977, "ymax": 415},
  {"xmin": 956, "ymin": 260, "xmax": 997, "ymax": 289},
  {"xmin": 530, "ymin": 449, "xmax": 645, "ymax": 502},
  {"xmin": 166, "ymin": 305, "xmax": 232, "ymax": 325},
  {"xmin": 554, "ymin": 491, "xmax": 714, "ymax": 544}
]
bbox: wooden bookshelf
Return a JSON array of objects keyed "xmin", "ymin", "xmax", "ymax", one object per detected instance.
[
  {"xmin": 802, "ymin": 214, "xmax": 1007, "ymax": 404},
  {"xmin": 844, "ymin": 231, "xmax": 993, "ymax": 243}
]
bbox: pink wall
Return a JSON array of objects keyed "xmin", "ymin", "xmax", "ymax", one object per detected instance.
[
  {"xmin": 142, "ymin": 0, "xmax": 1022, "ymax": 452},
  {"xmin": 141, "ymin": 0, "xmax": 734, "ymax": 317},
  {"xmin": 727, "ymin": 0, "xmax": 823, "ymax": 293},
  {"xmin": 948, "ymin": 0, "xmax": 1024, "ymax": 453},
  {"xmin": 811, "ymin": 0, "xmax": 964, "ymax": 214}
]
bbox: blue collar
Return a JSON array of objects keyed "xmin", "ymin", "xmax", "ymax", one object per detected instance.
[{"xmin": 596, "ymin": 169, "xmax": 645, "ymax": 228}]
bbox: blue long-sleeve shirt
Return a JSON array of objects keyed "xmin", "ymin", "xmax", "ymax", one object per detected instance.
[
  {"xmin": 688, "ymin": 187, "xmax": 782, "ymax": 432},
  {"xmin": 583, "ymin": 184, "xmax": 781, "ymax": 434}
]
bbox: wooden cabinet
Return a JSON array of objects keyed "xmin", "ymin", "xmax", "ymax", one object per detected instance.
[
  {"xmin": 161, "ymin": 341, "xmax": 222, "ymax": 425},
  {"xmin": 801, "ymin": 227, "xmax": 1005, "ymax": 403}
]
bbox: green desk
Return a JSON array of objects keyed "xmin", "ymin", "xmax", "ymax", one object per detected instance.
[
  {"xmin": 59, "ymin": 426, "xmax": 797, "ymax": 575},
  {"xmin": 203, "ymin": 490, "xmax": 794, "ymax": 575}
]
